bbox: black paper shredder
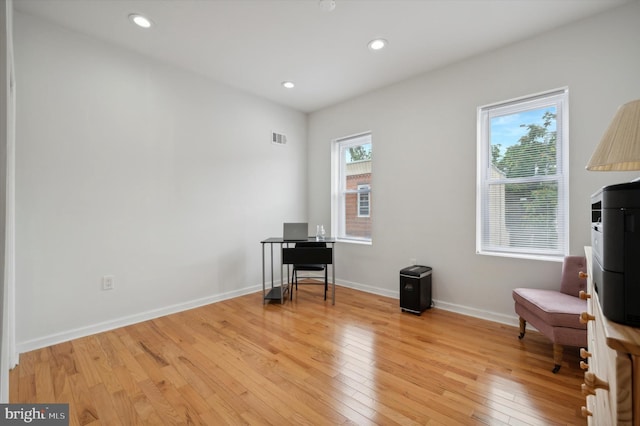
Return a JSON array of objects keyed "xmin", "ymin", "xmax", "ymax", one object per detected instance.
[{"xmin": 400, "ymin": 265, "xmax": 432, "ymax": 315}]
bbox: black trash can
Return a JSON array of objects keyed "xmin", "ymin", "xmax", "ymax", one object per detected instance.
[{"xmin": 400, "ymin": 265, "xmax": 432, "ymax": 315}]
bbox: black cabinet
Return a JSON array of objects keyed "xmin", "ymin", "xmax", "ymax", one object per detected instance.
[{"xmin": 400, "ymin": 265, "xmax": 432, "ymax": 315}]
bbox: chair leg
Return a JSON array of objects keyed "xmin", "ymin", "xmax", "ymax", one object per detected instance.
[
  {"xmin": 290, "ymin": 269, "xmax": 297, "ymax": 300},
  {"xmin": 323, "ymin": 267, "xmax": 328, "ymax": 301},
  {"xmin": 518, "ymin": 317, "xmax": 526, "ymax": 339},
  {"xmin": 552, "ymin": 344, "xmax": 563, "ymax": 373}
]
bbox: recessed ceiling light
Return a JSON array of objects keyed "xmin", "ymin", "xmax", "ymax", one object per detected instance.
[
  {"xmin": 129, "ymin": 13, "xmax": 153, "ymax": 29},
  {"xmin": 368, "ymin": 38, "xmax": 388, "ymax": 51},
  {"xmin": 282, "ymin": 81, "xmax": 295, "ymax": 89}
]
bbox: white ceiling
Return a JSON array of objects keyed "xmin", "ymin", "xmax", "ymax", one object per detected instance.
[{"xmin": 14, "ymin": 0, "xmax": 633, "ymax": 113}]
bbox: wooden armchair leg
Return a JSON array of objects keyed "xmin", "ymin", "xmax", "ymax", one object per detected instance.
[
  {"xmin": 552, "ymin": 343, "xmax": 563, "ymax": 373},
  {"xmin": 518, "ymin": 317, "xmax": 526, "ymax": 339}
]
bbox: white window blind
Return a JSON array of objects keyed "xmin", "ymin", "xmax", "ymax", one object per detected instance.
[{"xmin": 477, "ymin": 89, "xmax": 569, "ymax": 260}]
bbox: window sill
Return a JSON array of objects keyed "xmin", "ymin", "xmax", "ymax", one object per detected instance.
[
  {"xmin": 336, "ymin": 238, "xmax": 372, "ymax": 246},
  {"xmin": 476, "ymin": 249, "xmax": 564, "ymax": 262}
]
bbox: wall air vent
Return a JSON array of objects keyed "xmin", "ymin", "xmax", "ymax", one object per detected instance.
[{"xmin": 272, "ymin": 131, "xmax": 287, "ymax": 145}]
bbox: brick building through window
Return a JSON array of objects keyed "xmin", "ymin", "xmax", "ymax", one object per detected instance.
[{"xmin": 345, "ymin": 160, "xmax": 371, "ymax": 239}]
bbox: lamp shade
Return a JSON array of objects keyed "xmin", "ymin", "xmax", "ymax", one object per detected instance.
[{"xmin": 586, "ymin": 99, "xmax": 640, "ymax": 171}]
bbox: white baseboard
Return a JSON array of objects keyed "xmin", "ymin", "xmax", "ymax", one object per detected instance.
[
  {"xmin": 336, "ymin": 278, "xmax": 398, "ymax": 298},
  {"xmin": 336, "ymin": 279, "xmax": 521, "ymax": 328},
  {"xmin": 16, "ymin": 284, "xmax": 262, "ymax": 354},
  {"xmin": 432, "ymin": 300, "xmax": 520, "ymax": 328},
  {"xmin": 17, "ymin": 279, "xmax": 524, "ymax": 355}
]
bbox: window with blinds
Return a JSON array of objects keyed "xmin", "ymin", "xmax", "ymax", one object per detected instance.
[
  {"xmin": 332, "ymin": 133, "xmax": 372, "ymax": 243},
  {"xmin": 476, "ymin": 89, "xmax": 569, "ymax": 260}
]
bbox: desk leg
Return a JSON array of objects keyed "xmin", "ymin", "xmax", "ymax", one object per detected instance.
[
  {"xmin": 262, "ymin": 243, "xmax": 266, "ymax": 304},
  {"xmin": 332, "ymin": 244, "xmax": 335, "ymax": 305},
  {"xmin": 270, "ymin": 243, "xmax": 274, "ymax": 301},
  {"xmin": 285, "ymin": 243, "xmax": 290, "ymax": 302}
]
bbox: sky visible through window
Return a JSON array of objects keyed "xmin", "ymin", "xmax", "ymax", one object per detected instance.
[{"xmin": 490, "ymin": 107, "xmax": 556, "ymax": 157}]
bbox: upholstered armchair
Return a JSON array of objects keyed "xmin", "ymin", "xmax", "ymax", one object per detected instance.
[{"xmin": 512, "ymin": 255, "xmax": 588, "ymax": 373}]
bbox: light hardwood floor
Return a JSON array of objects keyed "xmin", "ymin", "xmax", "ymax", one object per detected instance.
[{"xmin": 11, "ymin": 285, "xmax": 586, "ymax": 425}]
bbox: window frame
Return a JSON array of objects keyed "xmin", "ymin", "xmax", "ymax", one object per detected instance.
[
  {"xmin": 476, "ymin": 88, "xmax": 569, "ymax": 261},
  {"xmin": 357, "ymin": 184, "xmax": 371, "ymax": 218},
  {"xmin": 331, "ymin": 132, "xmax": 372, "ymax": 245}
]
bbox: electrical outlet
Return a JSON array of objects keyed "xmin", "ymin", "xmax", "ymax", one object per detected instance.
[
  {"xmin": 102, "ymin": 275, "xmax": 114, "ymax": 291},
  {"xmin": 409, "ymin": 258, "xmax": 417, "ymax": 266}
]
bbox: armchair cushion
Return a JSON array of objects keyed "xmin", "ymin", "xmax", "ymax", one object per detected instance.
[{"xmin": 512, "ymin": 288, "xmax": 586, "ymax": 329}]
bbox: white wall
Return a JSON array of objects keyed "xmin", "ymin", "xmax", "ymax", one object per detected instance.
[
  {"xmin": 1, "ymin": 0, "xmax": 16, "ymax": 403},
  {"xmin": 308, "ymin": 2, "xmax": 640, "ymax": 324},
  {"xmin": 14, "ymin": 12, "xmax": 308, "ymax": 351}
]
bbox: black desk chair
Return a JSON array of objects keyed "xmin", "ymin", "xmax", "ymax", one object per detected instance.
[{"xmin": 282, "ymin": 242, "xmax": 330, "ymax": 301}]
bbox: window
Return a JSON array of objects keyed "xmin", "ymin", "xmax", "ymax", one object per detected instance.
[
  {"xmin": 477, "ymin": 89, "xmax": 569, "ymax": 260},
  {"xmin": 357, "ymin": 184, "xmax": 370, "ymax": 217},
  {"xmin": 332, "ymin": 133, "xmax": 372, "ymax": 243}
]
